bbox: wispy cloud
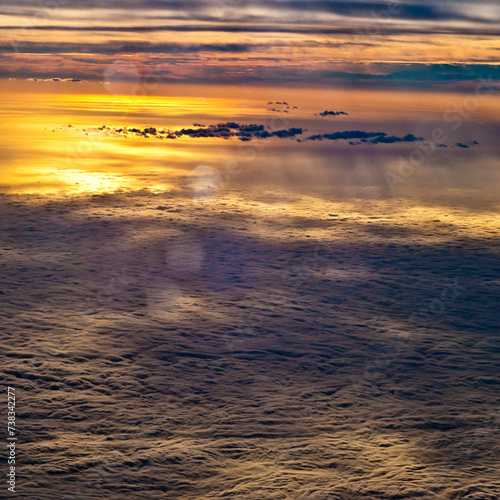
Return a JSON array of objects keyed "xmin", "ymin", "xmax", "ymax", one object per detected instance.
[{"xmin": 1, "ymin": 1, "xmax": 499, "ymax": 86}]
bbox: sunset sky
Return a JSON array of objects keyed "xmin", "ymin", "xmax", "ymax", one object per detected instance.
[
  {"xmin": 2, "ymin": 3, "xmax": 500, "ymax": 499},
  {"xmin": 1, "ymin": 0, "xmax": 499, "ymax": 88},
  {"xmin": 1, "ymin": 2, "xmax": 500, "ymax": 196}
]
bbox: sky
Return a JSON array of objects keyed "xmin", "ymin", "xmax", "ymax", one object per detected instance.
[{"xmin": 1, "ymin": 0, "xmax": 499, "ymax": 88}]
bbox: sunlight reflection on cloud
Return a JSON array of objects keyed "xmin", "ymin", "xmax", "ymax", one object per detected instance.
[
  {"xmin": 146, "ymin": 280, "xmax": 195, "ymax": 320},
  {"xmin": 103, "ymin": 60, "xmax": 141, "ymax": 95},
  {"xmin": 189, "ymin": 164, "xmax": 223, "ymax": 202}
]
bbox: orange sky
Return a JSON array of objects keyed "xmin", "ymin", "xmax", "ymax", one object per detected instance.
[
  {"xmin": 0, "ymin": 1, "xmax": 499, "ymax": 87},
  {"xmin": 1, "ymin": 82, "xmax": 499, "ymax": 193}
]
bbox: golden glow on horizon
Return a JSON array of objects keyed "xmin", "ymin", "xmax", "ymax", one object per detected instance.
[
  {"xmin": 1, "ymin": 85, "xmax": 500, "ymax": 195},
  {"xmin": 0, "ymin": 91, "xmax": 234, "ymax": 193}
]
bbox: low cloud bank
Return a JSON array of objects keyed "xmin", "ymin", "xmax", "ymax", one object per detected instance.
[{"xmin": 62, "ymin": 122, "xmax": 477, "ymax": 147}]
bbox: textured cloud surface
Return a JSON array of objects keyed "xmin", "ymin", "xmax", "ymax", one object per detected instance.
[{"xmin": 2, "ymin": 189, "xmax": 499, "ymax": 499}]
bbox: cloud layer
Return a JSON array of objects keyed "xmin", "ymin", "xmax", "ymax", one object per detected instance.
[{"xmin": 1, "ymin": 1, "xmax": 499, "ymax": 86}]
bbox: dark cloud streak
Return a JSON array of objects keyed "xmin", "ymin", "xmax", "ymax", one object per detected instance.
[
  {"xmin": 319, "ymin": 110, "xmax": 349, "ymax": 117},
  {"xmin": 1, "ymin": 24, "xmax": 499, "ymax": 36},
  {"xmin": 65, "ymin": 122, "xmax": 429, "ymax": 146},
  {"xmin": 0, "ymin": 41, "xmax": 251, "ymax": 55}
]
